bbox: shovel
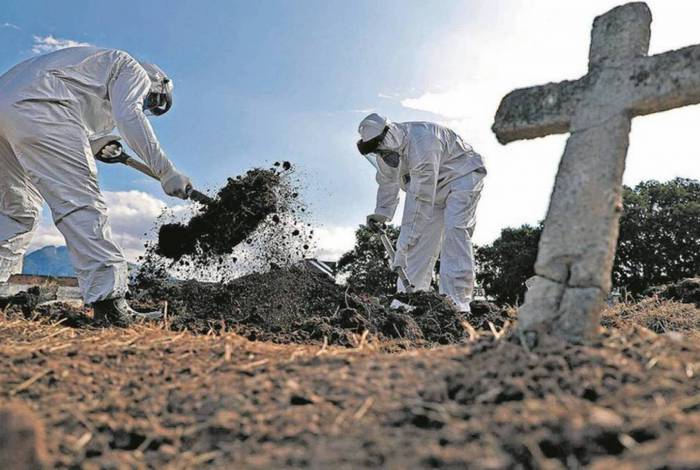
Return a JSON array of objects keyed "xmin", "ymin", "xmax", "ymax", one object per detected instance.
[
  {"xmin": 89, "ymin": 135, "xmax": 213, "ymax": 204},
  {"xmin": 377, "ymin": 227, "xmax": 414, "ymax": 294}
]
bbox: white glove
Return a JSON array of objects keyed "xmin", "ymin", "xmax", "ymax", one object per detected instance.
[
  {"xmin": 161, "ymin": 167, "xmax": 192, "ymax": 200},
  {"xmin": 100, "ymin": 143, "xmax": 122, "ymax": 160},
  {"xmin": 366, "ymin": 213, "xmax": 389, "ymax": 232}
]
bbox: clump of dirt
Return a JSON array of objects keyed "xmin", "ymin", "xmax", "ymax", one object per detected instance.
[
  {"xmin": 156, "ymin": 168, "xmax": 283, "ymax": 261},
  {"xmin": 31, "ymin": 302, "xmax": 94, "ymax": 328},
  {"xmin": 131, "ymin": 266, "xmax": 511, "ymax": 347},
  {"xmin": 0, "ymin": 286, "xmax": 58, "ymax": 316}
]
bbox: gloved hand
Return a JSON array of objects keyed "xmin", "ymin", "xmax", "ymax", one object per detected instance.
[
  {"xmin": 366, "ymin": 213, "xmax": 389, "ymax": 233},
  {"xmin": 161, "ymin": 167, "xmax": 192, "ymax": 200},
  {"xmin": 99, "ymin": 143, "xmax": 121, "ymax": 160}
]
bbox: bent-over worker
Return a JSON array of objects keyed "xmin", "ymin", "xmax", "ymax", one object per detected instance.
[
  {"xmin": 357, "ymin": 113, "xmax": 486, "ymax": 313},
  {"xmin": 0, "ymin": 47, "xmax": 191, "ymax": 326}
]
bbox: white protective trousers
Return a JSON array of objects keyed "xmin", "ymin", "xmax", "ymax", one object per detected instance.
[
  {"xmin": 396, "ymin": 170, "xmax": 485, "ymax": 311},
  {"xmin": 0, "ymin": 98, "xmax": 128, "ymax": 303}
]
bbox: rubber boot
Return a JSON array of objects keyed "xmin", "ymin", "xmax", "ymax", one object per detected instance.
[{"xmin": 93, "ymin": 297, "xmax": 162, "ymax": 327}]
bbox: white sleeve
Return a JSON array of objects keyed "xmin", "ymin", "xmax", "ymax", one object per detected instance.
[
  {"xmin": 374, "ymin": 159, "xmax": 400, "ymax": 219},
  {"xmin": 401, "ymin": 136, "xmax": 439, "ymax": 247},
  {"xmin": 108, "ymin": 52, "xmax": 174, "ymax": 179}
]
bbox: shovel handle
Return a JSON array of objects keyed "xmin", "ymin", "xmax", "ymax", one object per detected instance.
[{"xmin": 92, "ymin": 137, "xmax": 212, "ymax": 204}]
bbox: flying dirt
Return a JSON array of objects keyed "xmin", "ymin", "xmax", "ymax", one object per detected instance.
[{"xmin": 156, "ymin": 165, "xmax": 291, "ymax": 261}]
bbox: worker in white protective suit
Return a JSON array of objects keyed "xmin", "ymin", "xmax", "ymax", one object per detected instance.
[
  {"xmin": 357, "ymin": 113, "xmax": 486, "ymax": 313},
  {"xmin": 0, "ymin": 47, "xmax": 192, "ymax": 326}
]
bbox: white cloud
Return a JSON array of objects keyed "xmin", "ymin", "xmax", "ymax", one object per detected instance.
[
  {"xmin": 29, "ymin": 224, "xmax": 64, "ymax": 250},
  {"xmin": 393, "ymin": 0, "xmax": 700, "ymax": 245},
  {"xmin": 31, "ymin": 35, "xmax": 92, "ymax": 55},
  {"xmin": 1, "ymin": 22, "xmax": 19, "ymax": 30},
  {"xmin": 312, "ymin": 225, "xmax": 357, "ymax": 261}
]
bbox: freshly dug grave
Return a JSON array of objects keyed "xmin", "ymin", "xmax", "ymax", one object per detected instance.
[
  {"xmin": 1, "ymin": 308, "xmax": 699, "ymax": 468},
  {"xmin": 132, "ymin": 265, "xmax": 511, "ymax": 348}
]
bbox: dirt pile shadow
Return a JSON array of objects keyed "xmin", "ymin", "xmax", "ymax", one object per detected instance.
[{"xmin": 131, "ymin": 266, "xmax": 511, "ymax": 347}]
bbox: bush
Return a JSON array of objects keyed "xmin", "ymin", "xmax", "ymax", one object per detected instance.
[
  {"xmin": 337, "ymin": 224, "xmax": 399, "ymax": 297},
  {"xmin": 614, "ymin": 178, "xmax": 700, "ymax": 295},
  {"xmin": 475, "ymin": 224, "xmax": 541, "ymax": 305}
]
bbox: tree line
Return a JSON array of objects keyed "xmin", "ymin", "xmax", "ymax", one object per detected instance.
[{"xmin": 338, "ymin": 178, "xmax": 700, "ymax": 305}]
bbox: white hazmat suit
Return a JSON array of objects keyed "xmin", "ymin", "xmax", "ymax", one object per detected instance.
[
  {"xmin": 0, "ymin": 47, "xmax": 187, "ymax": 304},
  {"xmin": 364, "ymin": 117, "xmax": 486, "ymax": 312}
]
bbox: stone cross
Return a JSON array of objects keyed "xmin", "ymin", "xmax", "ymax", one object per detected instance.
[{"xmin": 492, "ymin": 2, "xmax": 700, "ymax": 343}]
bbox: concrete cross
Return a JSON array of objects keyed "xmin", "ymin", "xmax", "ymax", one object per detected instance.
[{"xmin": 492, "ymin": 2, "xmax": 700, "ymax": 343}]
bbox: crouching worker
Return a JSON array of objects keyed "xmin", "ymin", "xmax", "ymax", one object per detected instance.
[
  {"xmin": 0, "ymin": 47, "xmax": 192, "ymax": 326},
  {"xmin": 357, "ymin": 114, "xmax": 486, "ymax": 313}
]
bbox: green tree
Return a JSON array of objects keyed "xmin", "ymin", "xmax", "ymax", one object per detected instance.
[
  {"xmin": 475, "ymin": 178, "xmax": 700, "ymax": 304},
  {"xmin": 614, "ymin": 178, "xmax": 700, "ymax": 295},
  {"xmin": 337, "ymin": 224, "xmax": 400, "ymax": 297},
  {"xmin": 475, "ymin": 224, "xmax": 542, "ymax": 305}
]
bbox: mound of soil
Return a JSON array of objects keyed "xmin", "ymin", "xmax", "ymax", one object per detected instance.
[
  {"xmin": 132, "ymin": 266, "xmax": 508, "ymax": 347},
  {"xmin": 156, "ymin": 168, "xmax": 284, "ymax": 260}
]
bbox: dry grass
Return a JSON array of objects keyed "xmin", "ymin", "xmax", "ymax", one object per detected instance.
[{"xmin": 601, "ymin": 298, "xmax": 700, "ymax": 340}]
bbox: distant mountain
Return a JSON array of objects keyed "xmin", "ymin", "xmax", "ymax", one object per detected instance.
[{"xmin": 22, "ymin": 246, "xmax": 75, "ymax": 277}]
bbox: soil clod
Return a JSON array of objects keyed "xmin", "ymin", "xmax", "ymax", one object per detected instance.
[{"xmin": 156, "ymin": 169, "xmax": 283, "ymax": 261}]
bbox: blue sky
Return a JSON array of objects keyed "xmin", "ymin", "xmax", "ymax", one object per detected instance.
[
  {"xmin": 2, "ymin": 1, "xmax": 700, "ymax": 260},
  {"xmin": 1, "ymin": 1, "xmax": 477, "ymax": 220}
]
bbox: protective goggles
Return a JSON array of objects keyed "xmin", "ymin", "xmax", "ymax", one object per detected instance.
[
  {"xmin": 144, "ymin": 91, "xmax": 172, "ymax": 116},
  {"xmin": 143, "ymin": 77, "xmax": 173, "ymax": 116}
]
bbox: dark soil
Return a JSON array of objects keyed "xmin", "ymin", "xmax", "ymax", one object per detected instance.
[
  {"xmin": 131, "ymin": 265, "xmax": 509, "ymax": 348},
  {"xmin": 1, "ymin": 312, "xmax": 699, "ymax": 468},
  {"xmin": 155, "ymin": 168, "xmax": 283, "ymax": 261},
  {"xmin": 0, "ymin": 286, "xmax": 57, "ymax": 316},
  {"xmin": 139, "ymin": 164, "xmax": 315, "ymax": 283}
]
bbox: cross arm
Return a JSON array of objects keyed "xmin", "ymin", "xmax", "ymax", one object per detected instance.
[
  {"xmin": 629, "ymin": 44, "xmax": 700, "ymax": 117},
  {"xmin": 492, "ymin": 77, "xmax": 592, "ymax": 144}
]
